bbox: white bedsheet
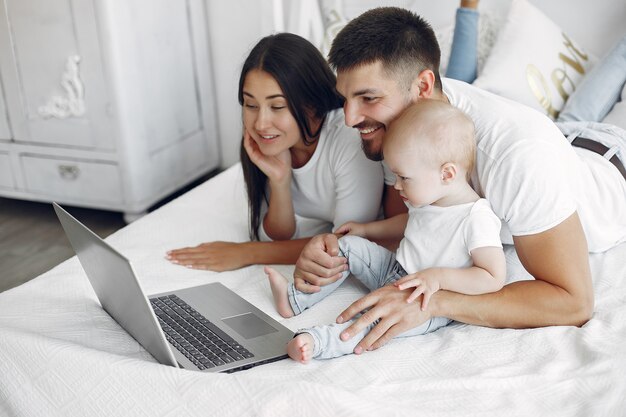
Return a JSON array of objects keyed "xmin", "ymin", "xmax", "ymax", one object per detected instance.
[{"xmin": 1, "ymin": 163, "xmax": 626, "ymax": 416}]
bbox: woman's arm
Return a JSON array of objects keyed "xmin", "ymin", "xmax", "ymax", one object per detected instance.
[
  {"xmin": 263, "ymin": 175, "xmax": 296, "ymax": 240},
  {"xmin": 242, "ymin": 131, "xmax": 297, "ymax": 240},
  {"xmin": 166, "ymin": 238, "xmax": 312, "ymax": 272}
]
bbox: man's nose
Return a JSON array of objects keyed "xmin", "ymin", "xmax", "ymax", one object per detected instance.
[{"xmin": 343, "ymin": 100, "xmax": 363, "ymax": 128}]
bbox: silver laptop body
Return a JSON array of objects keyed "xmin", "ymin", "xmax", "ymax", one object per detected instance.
[{"xmin": 53, "ymin": 202, "xmax": 293, "ymax": 373}]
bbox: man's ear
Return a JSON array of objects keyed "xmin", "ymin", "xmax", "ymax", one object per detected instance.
[
  {"xmin": 441, "ymin": 162, "xmax": 457, "ymax": 183},
  {"xmin": 410, "ymin": 69, "xmax": 437, "ymax": 100}
]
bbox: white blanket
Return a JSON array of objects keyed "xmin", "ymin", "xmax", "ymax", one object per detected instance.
[{"xmin": 1, "ymin": 164, "xmax": 626, "ymax": 416}]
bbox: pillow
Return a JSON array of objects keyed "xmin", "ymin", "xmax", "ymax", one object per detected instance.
[
  {"xmin": 602, "ymin": 83, "xmax": 626, "ymax": 131},
  {"xmin": 472, "ymin": 0, "xmax": 596, "ymax": 119}
]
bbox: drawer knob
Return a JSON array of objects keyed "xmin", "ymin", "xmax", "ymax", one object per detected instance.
[{"xmin": 58, "ymin": 164, "xmax": 80, "ymax": 180}]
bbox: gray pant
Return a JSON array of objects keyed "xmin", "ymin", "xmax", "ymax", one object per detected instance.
[{"xmin": 288, "ymin": 235, "xmax": 452, "ymax": 359}]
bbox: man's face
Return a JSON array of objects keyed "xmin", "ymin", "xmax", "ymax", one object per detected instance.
[{"xmin": 336, "ymin": 61, "xmax": 414, "ymax": 161}]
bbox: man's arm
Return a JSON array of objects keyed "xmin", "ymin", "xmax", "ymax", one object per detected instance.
[
  {"xmin": 434, "ymin": 211, "xmax": 594, "ymax": 328},
  {"xmin": 337, "ymin": 212, "xmax": 594, "ymax": 352}
]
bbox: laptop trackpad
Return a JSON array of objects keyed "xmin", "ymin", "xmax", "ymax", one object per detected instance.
[{"xmin": 222, "ymin": 312, "xmax": 279, "ymax": 339}]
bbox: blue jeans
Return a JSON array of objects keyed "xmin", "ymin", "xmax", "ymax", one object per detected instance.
[
  {"xmin": 287, "ymin": 235, "xmax": 452, "ymax": 359},
  {"xmin": 557, "ymin": 35, "xmax": 626, "ymax": 123},
  {"xmin": 446, "ymin": 7, "xmax": 479, "ymax": 83}
]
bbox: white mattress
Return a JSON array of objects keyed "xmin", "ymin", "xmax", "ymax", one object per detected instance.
[{"xmin": 1, "ymin": 163, "xmax": 625, "ymax": 416}]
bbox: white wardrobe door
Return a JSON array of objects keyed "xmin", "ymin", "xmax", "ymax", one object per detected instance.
[{"xmin": 0, "ymin": 0, "xmax": 113, "ymax": 150}]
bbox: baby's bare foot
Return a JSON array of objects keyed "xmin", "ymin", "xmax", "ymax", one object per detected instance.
[
  {"xmin": 287, "ymin": 333, "xmax": 314, "ymax": 363},
  {"xmin": 265, "ymin": 266, "xmax": 294, "ymax": 318}
]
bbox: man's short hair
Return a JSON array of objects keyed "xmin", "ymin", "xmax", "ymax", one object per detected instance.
[{"xmin": 328, "ymin": 7, "xmax": 442, "ymax": 90}]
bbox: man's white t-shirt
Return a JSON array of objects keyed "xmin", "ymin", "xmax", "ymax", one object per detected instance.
[
  {"xmin": 442, "ymin": 78, "xmax": 626, "ymax": 252},
  {"xmin": 259, "ymin": 108, "xmax": 384, "ymax": 241},
  {"xmin": 396, "ymin": 199, "xmax": 502, "ymax": 273}
]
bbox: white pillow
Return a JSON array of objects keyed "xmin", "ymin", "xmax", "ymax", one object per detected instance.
[{"xmin": 473, "ymin": 0, "xmax": 596, "ymax": 119}]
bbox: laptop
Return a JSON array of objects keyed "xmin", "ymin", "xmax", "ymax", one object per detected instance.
[{"xmin": 53, "ymin": 202, "xmax": 293, "ymax": 373}]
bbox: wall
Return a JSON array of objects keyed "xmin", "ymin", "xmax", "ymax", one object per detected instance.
[{"xmin": 204, "ymin": 0, "xmax": 276, "ymax": 168}]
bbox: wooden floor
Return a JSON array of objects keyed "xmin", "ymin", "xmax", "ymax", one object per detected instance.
[
  {"xmin": 0, "ymin": 198, "xmax": 125, "ymax": 293},
  {"xmin": 0, "ymin": 169, "xmax": 220, "ymax": 293}
]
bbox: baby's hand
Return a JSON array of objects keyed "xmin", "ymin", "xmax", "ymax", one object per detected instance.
[
  {"xmin": 334, "ymin": 222, "xmax": 367, "ymax": 238},
  {"xmin": 394, "ymin": 269, "xmax": 441, "ymax": 311}
]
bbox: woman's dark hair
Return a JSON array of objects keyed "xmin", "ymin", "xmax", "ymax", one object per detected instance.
[{"xmin": 238, "ymin": 33, "xmax": 343, "ymax": 240}]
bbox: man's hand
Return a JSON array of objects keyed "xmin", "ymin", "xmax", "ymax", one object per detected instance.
[
  {"xmin": 336, "ymin": 284, "xmax": 432, "ymax": 353},
  {"xmin": 294, "ymin": 233, "xmax": 348, "ymax": 293}
]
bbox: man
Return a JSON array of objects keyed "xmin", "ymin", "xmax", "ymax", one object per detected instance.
[{"xmin": 293, "ymin": 7, "xmax": 626, "ymax": 356}]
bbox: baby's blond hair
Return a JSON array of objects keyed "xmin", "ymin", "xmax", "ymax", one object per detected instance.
[{"xmin": 384, "ymin": 100, "xmax": 476, "ymax": 179}]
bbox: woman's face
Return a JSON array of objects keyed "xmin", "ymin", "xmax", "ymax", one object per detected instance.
[{"xmin": 242, "ymin": 69, "xmax": 302, "ymax": 156}]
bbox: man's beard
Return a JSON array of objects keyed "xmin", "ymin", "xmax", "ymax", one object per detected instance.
[{"xmin": 362, "ymin": 140, "xmax": 383, "ymax": 161}]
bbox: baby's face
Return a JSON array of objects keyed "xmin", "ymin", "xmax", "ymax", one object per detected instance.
[{"xmin": 385, "ymin": 141, "xmax": 445, "ymax": 208}]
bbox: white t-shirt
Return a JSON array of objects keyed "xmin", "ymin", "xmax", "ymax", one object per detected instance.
[
  {"xmin": 396, "ymin": 199, "xmax": 502, "ymax": 273},
  {"xmin": 382, "ymin": 160, "xmax": 396, "ymax": 186},
  {"xmin": 443, "ymin": 78, "xmax": 626, "ymax": 252},
  {"xmin": 259, "ymin": 108, "xmax": 384, "ymax": 241}
]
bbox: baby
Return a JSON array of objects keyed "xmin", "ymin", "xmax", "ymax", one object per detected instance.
[{"xmin": 267, "ymin": 100, "xmax": 506, "ymax": 363}]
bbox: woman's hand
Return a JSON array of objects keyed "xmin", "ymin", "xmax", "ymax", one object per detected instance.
[
  {"xmin": 243, "ymin": 130, "xmax": 292, "ymax": 184},
  {"xmin": 166, "ymin": 241, "xmax": 251, "ymax": 272}
]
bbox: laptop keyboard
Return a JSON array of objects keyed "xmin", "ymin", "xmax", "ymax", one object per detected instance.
[{"xmin": 150, "ymin": 295, "xmax": 253, "ymax": 370}]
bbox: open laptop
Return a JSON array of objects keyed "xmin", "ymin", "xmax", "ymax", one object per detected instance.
[{"xmin": 53, "ymin": 202, "xmax": 293, "ymax": 373}]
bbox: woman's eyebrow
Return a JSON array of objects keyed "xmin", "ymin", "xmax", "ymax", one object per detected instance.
[{"xmin": 242, "ymin": 91, "xmax": 285, "ymax": 100}]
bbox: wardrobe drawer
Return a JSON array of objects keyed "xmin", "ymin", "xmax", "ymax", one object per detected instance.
[
  {"xmin": 0, "ymin": 152, "xmax": 15, "ymax": 189},
  {"xmin": 20, "ymin": 155, "xmax": 123, "ymax": 204}
]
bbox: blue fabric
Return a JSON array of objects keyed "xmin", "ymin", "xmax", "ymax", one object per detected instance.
[
  {"xmin": 446, "ymin": 8, "xmax": 479, "ymax": 83},
  {"xmin": 557, "ymin": 35, "xmax": 626, "ymax": 123}
]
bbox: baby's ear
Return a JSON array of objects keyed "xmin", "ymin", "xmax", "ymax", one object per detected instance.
[{"xmin": 440, "ymin": 162, "xmax": 457, "ymax": 183}]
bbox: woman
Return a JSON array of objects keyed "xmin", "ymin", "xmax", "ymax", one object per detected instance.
[{"xmin": 166, "ymin": 33, "xmax": 384, "ymax": 271}]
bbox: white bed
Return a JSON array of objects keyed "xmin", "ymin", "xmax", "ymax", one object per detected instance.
[
  {"xmin": 2, "ymin": 1, "xmax": 626, "ymax": 416},
  {"xmin": 1, "ymin": 163, "xmax": 626, "ymax": 416}
]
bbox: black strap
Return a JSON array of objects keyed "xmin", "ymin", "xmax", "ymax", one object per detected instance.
[{"xmin": 571, "ymin": 137, "xmax": 626, "ymax": 182}]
